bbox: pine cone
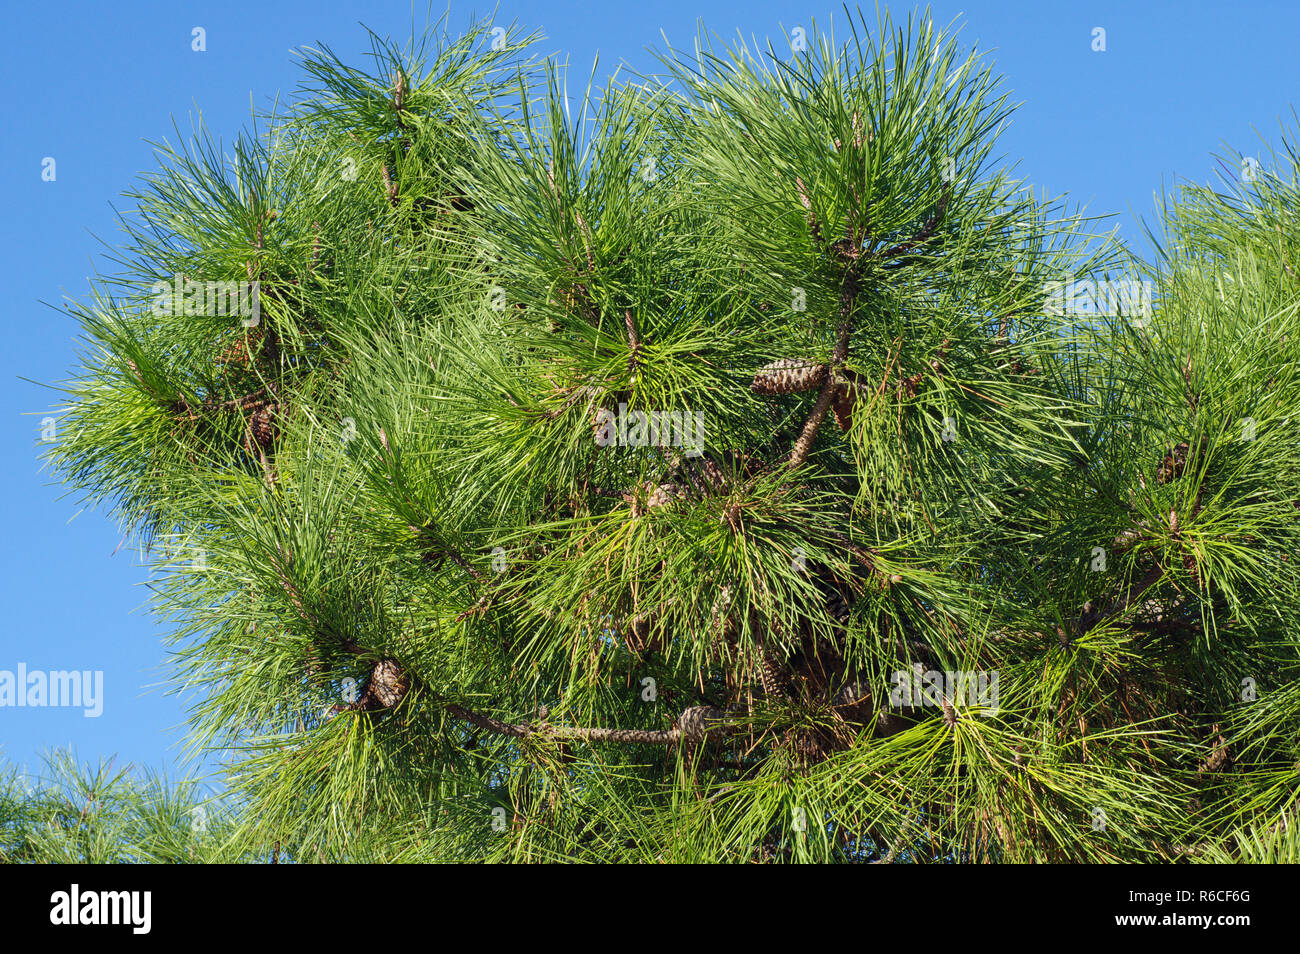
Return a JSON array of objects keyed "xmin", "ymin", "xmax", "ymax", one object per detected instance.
[
  {"xmin": 699, "ymin": 458, "xmax": 728, "ymax": 492},
  {"xmin": 899, "ymin": 368, "xmax": 925, "ymax": 398},
  {"xmin": 1156, "ymin": 435, "xmax": 1207, "ymax": 485},
  {"xmin": 1156, "ymin": 441, "xmax": 1189, "ymax": 484},
  {"xmin": 215, "ymin": 328, "xmax": 264, "ymax": 368},
  {"xmin": 645, "ymin": 482, "xmax": 680, "ymax": 509},
  {"xmin": 626, "ymin": 615, "xmax": 669, "ymax": 655},
  {"xmin": 250, "ymin": 405, "xmax": 276, "ymax": 448},
  {"xmin": 365, "ymin": 659, "xmax": 409, "ymax": 709},
  {"xmin": 676, "ymin": 705, "xmax": 725, "ymax": 742},
  {"xmin": 1197, "ymin": 726, "xmax": 1230, "ymax": 775},
  {"xmin": 824, "ymin": 588, "xmax": 851, "ymax": 625},
  {"xmin": 831, "ymin": 380, "xmax": 856, "ymax": 431},
  {"xmin": 757, "ymin": 647, "xmax": 789, "ymax": 698},
  {"xmin": 752, "ymin": 358, "xmax": 827, "ymax": 395},
  {"xmin": 941, "ymin": 696, "xmax": 958, "ymax": 727},
  {"xmin": 835, "ymin": 679, "xmax": 871, "ymax": 707}
]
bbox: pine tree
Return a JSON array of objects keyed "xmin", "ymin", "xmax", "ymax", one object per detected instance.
[
  {"xmin": 0, "ymin": 753, "xmax": 240, "ymax": 864},
  {"xmin": 41, "ymin": 9, "xmax": 1300, "ymax": 862}
]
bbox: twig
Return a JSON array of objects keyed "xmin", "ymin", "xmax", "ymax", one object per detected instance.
[
  {"xmin": 442, "ymin": 702, "xmax": 733, "ymax": 746},
  {"xmin": 796, "ymin": 176, "xmax": 823, "ymax": 246},
  {"xmin": 626, "ymin": 309, "xmax": 640, "ymax": 377},
  {"xmin": 875, "ymin": 184, "xmax": 952, "ymax": 261},
  {"xmin": 788, "ymin": 273, "xmax": 859, "ymax": 468}
]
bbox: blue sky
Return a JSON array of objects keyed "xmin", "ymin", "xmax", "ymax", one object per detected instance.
[{"xmin": 3, "ymin": 0, "xmax": 1298, "ymax": 784}]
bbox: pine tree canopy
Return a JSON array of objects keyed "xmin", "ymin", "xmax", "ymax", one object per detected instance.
[{"xmin": 33, "ymin": 8, "xmax": 1300, "ymax": 863}]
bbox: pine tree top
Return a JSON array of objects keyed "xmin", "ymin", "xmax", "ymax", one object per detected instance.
[{"xmin": 37, "ymin": 7, "xmax": 1300, "ymax": 863}]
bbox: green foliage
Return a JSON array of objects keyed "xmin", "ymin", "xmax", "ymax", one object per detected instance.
[
  {"xmin": 32, "ymin": 7, "xmax": 1300, "ymax": 862},
  {"xmin": 0, "ymin": 752, "xmax": 239, "ymax": 864}
]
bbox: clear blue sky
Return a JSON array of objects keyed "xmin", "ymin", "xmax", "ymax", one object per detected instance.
[{"xmin": 3, "ymin": 0, "xmax": 1298, "ymax": 784}]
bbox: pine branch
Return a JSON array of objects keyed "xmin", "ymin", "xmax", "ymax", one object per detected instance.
[
  {"xmin": 1076, "ymin": 563, "xmax": 1166, "ymax": 638},
  {"xmin": 788, "ymin": 271, "xmax": 859, "ymax": 468},
  {"xmin": 442, "ymin": 702, "xmax": 733, "ymax": 745},
  {"xmin": 874, "ymin": 183, "xmax": 953, "ymax": 261}
]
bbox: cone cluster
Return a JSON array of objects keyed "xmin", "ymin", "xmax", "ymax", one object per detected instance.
[{"xmin": 752, "ymin": 357, "xmax": 864, "ymax": 432}]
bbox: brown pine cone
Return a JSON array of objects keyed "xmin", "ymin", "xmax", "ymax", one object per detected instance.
[
  {"xmin": 250, "ymin": 404, "xmax": 277, "ymax": 448},
  {"xmin": 365, "ymin": 659, "xmax": 410, "ymax": 709},
  {"xmin": 1156, "ymin": 442, "xmax": 1189, "ymax": 484},
  {"xmin": 645, "ymin": 482, "xmax": 680, "ymax": 509},
  {"xmin": 757, "ymin": 647, "xmax": 790, "ymax": 699},
  {"xmin": 1197, "ymin": 725, "xmax": 1230, "ymax": 775},
  {"xmin": 828, "ymin": 237, "xmax": 862, "ymax": 262},
  {"xmin": 676, "ymin": 705, "xmax": 726, "ymax": 742},
  {"xmin": 626, "ymin": 616, "xmax": 669, "ymax": 655},
  {"xmin": 831, "ymin": 380, "xmax": 856, "ymax": 431},
  {"xmin": 215, "ymin": 328, "xmax": 264, "ymax": 368},
  {"xmin": 696, "ymin": 457, "xmax": 728, "ymax": 492},
  {"xmin": 752, "ymin": 358, "xmax": 828, "ymax": 395},
  {"xmin": 1156, "ymin": 436, "xmax": 1207, "ymax": 485},
  {"xmin": 941, "ymin": 696, "xmax": 958, "ymax": 727}
]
